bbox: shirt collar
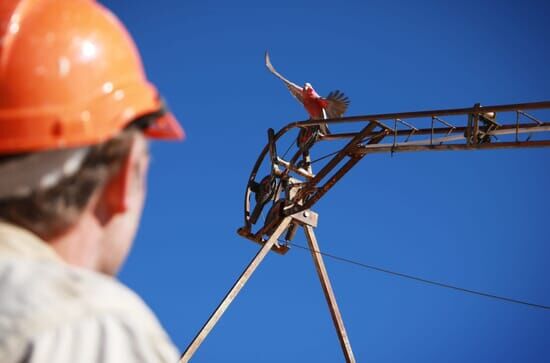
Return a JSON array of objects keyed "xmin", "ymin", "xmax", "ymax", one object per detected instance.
[{"xmin": 0, "ymin": 220, "xmax": 61, "ymax": 262}]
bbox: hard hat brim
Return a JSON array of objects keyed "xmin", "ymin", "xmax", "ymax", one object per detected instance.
[{"xmin": 144, "ymin": 112, "xmax": 185, "ymax": 140}]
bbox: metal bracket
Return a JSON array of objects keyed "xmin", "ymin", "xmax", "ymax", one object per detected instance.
[{"xmin": 291, "ymin": 209, "xmax": 318, "ymax": 228}]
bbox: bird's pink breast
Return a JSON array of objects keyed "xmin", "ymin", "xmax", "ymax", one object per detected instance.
[{"xmin": 302, "ymin": 93, "xmax": 326, "ymax": 119}]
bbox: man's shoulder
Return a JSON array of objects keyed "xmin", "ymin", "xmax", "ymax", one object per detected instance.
[
  {"xmin": 0, "ymin": 257, "xmax": 177, "ymax": 362},
  {"xmin": 0, "ymin": 255, "xmax": 150, "ymax": 323}
]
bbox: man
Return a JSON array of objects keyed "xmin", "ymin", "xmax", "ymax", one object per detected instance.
[{"xmin": 0, "ymin": 0, "xmax": 184, "ymax": 361}]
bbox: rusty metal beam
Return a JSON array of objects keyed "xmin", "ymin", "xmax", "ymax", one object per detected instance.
[
  {"xmin": 275, "ymin": 156, "xmax": 315, "ymax": 179},
  {"xmin": 320, "ymin": 121, "xmax": 550, "ymax": 141},
  {"xmin": 297, "ymin": 133, "xmax": 385, "ymax": 214},
  {"xmin": 352, "ymin": 139, "xmax": 550, "ymax": 155},
  {"xmin": 349, "ymin": 125, "xmax": 550, "ymax": 154},
  {"xmin": 181, "ymin": 217, "xmax": 292, "ymax": 362},
  {"xmin": 283, "ymin": 101, "xmax": 550, "ymax": 129},
  {"xmin": 298, "ymin": 155, "xmax": 362, "ymax": 213},
  {"xmin": 245, "ymin": 102, "xmax": 550, "ymax": 231},
  {"xmin": 304, "ymin": 225, "xmax": 356, "ymax": 363},
  {"xmin": 237, "ymin": 226, "xmax": 290, "ymax": 254},
  {"xmin": 309, "ymin": 122, "xmax": 380, "ymax": 185}
]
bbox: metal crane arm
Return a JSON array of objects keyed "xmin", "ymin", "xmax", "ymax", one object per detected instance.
[
  {"xmin": 239, "ymin": 101, "xmax": 550, "ymax": 243},
  {"xmin": 182, "ymin": 100, "xmax": 550, "ymax": 362}
]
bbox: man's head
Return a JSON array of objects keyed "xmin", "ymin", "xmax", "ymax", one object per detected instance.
[
  {"xmin": 0, "ymin": 0, "xmax": 184, "ymax": 274},
  {"xmin": 0, "ymin": 124, "xmax": 150, "ymax": 274}
]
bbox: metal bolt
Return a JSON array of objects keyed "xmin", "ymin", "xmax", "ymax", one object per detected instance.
[{"xmin": 303, "ymin": 211, "xmax": 310, "ymax": 218}]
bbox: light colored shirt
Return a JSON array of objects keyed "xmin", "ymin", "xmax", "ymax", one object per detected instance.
[{"xmin": 0, "ymin": 221, "xmax": 179, "ymax": 362}]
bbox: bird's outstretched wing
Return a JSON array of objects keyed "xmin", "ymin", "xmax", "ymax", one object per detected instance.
[
  {"xmin": 265, "ymin": 51, "xmax": 303, "ymax": 103},
  {"xmin": 324, "ymin": 90, "xmax": 350, "ymax": 118}
]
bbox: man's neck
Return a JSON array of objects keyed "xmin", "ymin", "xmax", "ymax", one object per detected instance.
[{"xmin": 48, "ymin": 210, "xmax": 103, "ymax": 272}]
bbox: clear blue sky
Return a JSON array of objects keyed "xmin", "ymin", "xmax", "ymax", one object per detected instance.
[{"xmin": 104, "ymin": 0, "xmax": 550, "ymax": 361}]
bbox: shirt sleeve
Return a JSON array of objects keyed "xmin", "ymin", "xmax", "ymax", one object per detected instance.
[{"xmin": 20, "ymin": 313, "xmax": 180, "ymax": 363}]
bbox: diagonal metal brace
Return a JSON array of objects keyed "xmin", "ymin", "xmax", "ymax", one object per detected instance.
[
  {"xmin": 181, "ymin": 217, "xmax": 293, "ymax": 362},
  {"xmin": 301, "ymin": 216, "xmax": 356, "ymax": 363}
]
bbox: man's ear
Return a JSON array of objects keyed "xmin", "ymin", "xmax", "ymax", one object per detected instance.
[
  {"xmin": 96, "ymin": 152, "xmax": 133, "ymax": 223},
  {"xmin": 94, "ymin": 134, "xmax": 148, "ymax": 225}
]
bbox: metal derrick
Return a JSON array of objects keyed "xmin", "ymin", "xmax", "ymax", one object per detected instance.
[{"xmin": 181, "ymin": 101, "xmax": 550, "ymax": 362}]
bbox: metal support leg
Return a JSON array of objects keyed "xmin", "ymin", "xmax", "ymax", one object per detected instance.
[
  {"xmin": 303, "ymin": 225, "xmax": 356, "ymax": 363},
  {"xmin": 180, "ymin": 217, "xmax": 292, "ymax": 362}
]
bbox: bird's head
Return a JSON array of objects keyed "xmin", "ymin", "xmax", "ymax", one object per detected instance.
[{"xmin": 304, "ymin": 83, "xmax": 314, "ymax": 95}]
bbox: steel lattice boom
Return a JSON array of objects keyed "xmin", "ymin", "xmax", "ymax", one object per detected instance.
[
  {"xmin": 238, "ymin": 101, "xmax": 550, "ymax": 249},
  {"xmin": 182, "ymin": 100, "xmax": 550, "ymax": 362}
]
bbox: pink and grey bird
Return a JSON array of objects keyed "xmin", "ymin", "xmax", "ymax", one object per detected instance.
[{"xmin": 265, "ymin": 51, "xmax": 350, "ymax": 135}]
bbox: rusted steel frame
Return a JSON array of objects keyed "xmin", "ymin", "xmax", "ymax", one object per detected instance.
[
  {"xmin": 267, "ymin": 128, "xmax": 277, "ymax": 164},
  {"xmin": 430, "ymin": 117, "xmax": 435, "ymax": 145},
  {"xmin": 243, "ymin": 146, "xmax": 270, "ymax": 228},
  {"xmin": 295, "ymin": 135, "xmax": 385, "ymax": 214},
  {"xmin": 357, "ymin": 124, "xmax": 550, "ymax": 150},
  {"xmin": 275, "ymin": 157, "xmax": 315, "ymax": 179},
  {"xmin": 304, "ymin": 225, "xmax": 356, "ymax": 363},
  {"xmin": 308, "ymin": 122, "xmax": 379, "ymax": 186},
  {"xmin": 454, "ymin": 124, "xmax": 549, "ymax": 141},
  {"xmin": 280, "ymin": 101, "xmax": 550, "ymax": 130},
  {"xmin": 471, "ymin": 103, "xmax": 481, "ymax": 146},
  {"xmin": 296, "ymin": 156, "xmax": 362, "ymax": 214},
  {"xmin": 516, "ymin": 112, "xmax": 520, "ymax": 142},
  {"xmin": 286, "ymin": 141, "xmax": 307, "ymax": 171},
  {"xmin": 181, "ymin": 217, "xmax": 292, "ymax": 362},
  {"xmin": 237, "ymin": 226, "xmax": 290, "ymax": 254},
  {"xmin": 243, "ymin": 101, "xmax": 549, "ymax": 229},
  {"xmin": 392, "ymin": 119, "xmax": 398, "ymax": 150},
  {"xmin": 242, "ymin": 126, "xmax": 297, "ymax": 228},
  {"xmin": 242, "ymin": 124, "xmax": 301, "ymax": 229},
  {"xmin": 319, "ymin": 121, "xmax": 550, "ymax": 142},
  {"xmin": 351, "ymin": 140, "xmax": 550, "ymax": 155},
  {"xmin": 272, "ymin": 131, "xmax": 314, "ymax": 186}
]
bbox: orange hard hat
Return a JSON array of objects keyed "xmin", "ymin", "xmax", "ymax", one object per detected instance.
[{"xmin": 0, "ymin": 0, "xmax": 184, "ymax": 155}]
